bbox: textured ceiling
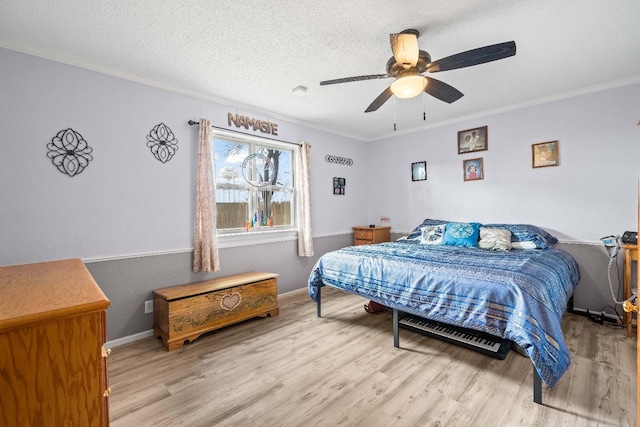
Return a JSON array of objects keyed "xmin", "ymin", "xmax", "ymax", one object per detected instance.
[{"xmin": 1, "ymin": 0, "xmax": 639, "ymax": 141}]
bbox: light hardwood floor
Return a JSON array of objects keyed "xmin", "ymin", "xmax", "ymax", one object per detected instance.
[{"xmin": 108, "ymin": 287, "xmax": 636, "ymax": 426}]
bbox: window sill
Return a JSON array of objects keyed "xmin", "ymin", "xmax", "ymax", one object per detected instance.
[{"xmin": 217, "ymin": 228, "xmax": 298, "ymax": 248}]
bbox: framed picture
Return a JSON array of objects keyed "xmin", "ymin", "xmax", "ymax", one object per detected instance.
[
  {"xmin": 411, "ymin": 161, "xmax": 426, "ymax": 181},
  {"xmin": 458, "ymin": 126, "xmax": 488, "ymax": 154},
  {"xmin": 333, "ymin": 177, "xmax": 345, "ymax": 195},
  {"xmin": 532, "ymin": 141, "xmax": 559, "ymax": 168},
  {"xmin": 463, "ymin": 158, "xmax": 484, "ymax": 181}
]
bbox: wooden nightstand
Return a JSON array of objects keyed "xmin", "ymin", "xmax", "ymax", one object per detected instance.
[
  {"xmin": 623, "ymin": 243, "xmax": 638, "ymax": 338},
  {"xmin": 352, "ymin": 226, "xmax": 391, "ymax": 246}
]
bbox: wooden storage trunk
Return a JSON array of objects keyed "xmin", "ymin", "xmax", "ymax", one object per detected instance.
[{"xmin": 153, "ymin": 272, "xmax": 279, "ymax": 351}]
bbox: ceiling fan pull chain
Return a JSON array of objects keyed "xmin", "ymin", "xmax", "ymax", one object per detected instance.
[
  {"xmin": 393, "ymin": 96, "xmax": 397, "ymax": 131},
  {"xmin": 423, "ymin": 93, "xmax": 426, "ymax": 121}
]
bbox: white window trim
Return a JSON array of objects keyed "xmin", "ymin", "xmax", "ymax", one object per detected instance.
[
  {"xmin": 217, "ymin": 228, "xmax": 298, "ymax": 248},
  {"xmin": 212, "ymin": 129, "xmax": 298, "ymax": 247}
]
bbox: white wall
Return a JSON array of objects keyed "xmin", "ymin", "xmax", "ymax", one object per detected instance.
[
  {"xmin": 1, "ymin": 46, "xmax": 638, "ymax": 338},
  {"xmin": 366, "ymin": 84, "xmax": 639, "ymax": 313},
  {"xmin": 366, "ymin": 83, "xmax": 640, "ymax": 243},
  {"xmin": 0, "ymin": 47, "xmax": 368, "ymax": 265}
]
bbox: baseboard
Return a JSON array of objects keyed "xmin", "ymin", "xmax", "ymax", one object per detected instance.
[
  {"xmin": 103, "ymin": 305, "xmax": 621, "ymax": 349},
  {"xmin": 105, "ymin": 329, "xmax": 154, "ymax": 349}
]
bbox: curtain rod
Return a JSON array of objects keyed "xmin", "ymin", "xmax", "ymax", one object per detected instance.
[{"xmin": 187, "ymin": 120, "xmax": 301, "ymax": 147}]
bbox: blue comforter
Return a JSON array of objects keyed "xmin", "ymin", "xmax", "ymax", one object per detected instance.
[{"xmin": 308, "ymin": 241, "xmax": 580, "ymax": 388}]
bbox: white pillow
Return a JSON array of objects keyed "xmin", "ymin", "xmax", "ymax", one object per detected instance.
[
  {"xmin": 511, "ymin": 241, "xmax": 538, "ymax": 250},
  {"xmin": 420, "ymin": 224, "xmax": 446, "ymax": 245},
  {"xmin": 478, "ymin": 227, "xmax": 512, "ymax": 251}
]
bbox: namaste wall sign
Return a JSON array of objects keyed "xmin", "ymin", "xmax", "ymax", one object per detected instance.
[{"xmin": 228, "ymin": 113, "xmax": 278, "ymax": 135}]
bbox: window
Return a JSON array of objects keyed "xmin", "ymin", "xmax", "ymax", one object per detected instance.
[{"xmin": 212, "ymin": 130, "xmax": 295, "ymax": 240}]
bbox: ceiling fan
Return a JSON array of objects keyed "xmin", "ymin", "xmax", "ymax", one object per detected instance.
[{"xmin": 320, "ymin": 29, "xmax": 516, "ymax": 113}]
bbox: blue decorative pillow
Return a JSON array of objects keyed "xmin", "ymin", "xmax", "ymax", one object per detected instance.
[
  {"xmin": 483, "ymin": 223, "xmax": 558, "ymax": 249},
  {"xmin": 441, "ymin": 222, "xmax": 482, "ymax": 248},
  {"xmin": 407, "ymin": 219, "xmax": 449, "ymax": 240}
]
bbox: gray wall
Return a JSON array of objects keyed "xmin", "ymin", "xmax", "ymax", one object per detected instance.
[
  {"xmin": 85, "ymin": 234, "xmax": 352, "ymax": 341},
  {"xmin": 557, "ymin": 242, "xmax": 627, "ymax": 313}
]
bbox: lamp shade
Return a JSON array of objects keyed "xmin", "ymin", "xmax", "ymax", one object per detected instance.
[
  {"xmin": 390, "ymin": 75, "xmax": 426, "ymax": 98},
  {"xmin": 391, "ymin": 32, "xmax": 419, "ymax": 69}
]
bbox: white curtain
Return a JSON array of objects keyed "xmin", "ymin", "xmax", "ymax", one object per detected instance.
[
  {"xmin": 193, "ymin": 118, "xmax": 220, "ymax": 272},
  {"xmin": 296, "ymin": 141, "xmax": 314, "ymax": 256}
]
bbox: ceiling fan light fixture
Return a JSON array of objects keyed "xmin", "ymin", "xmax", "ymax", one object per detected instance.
[
  {"xmin": 391, "ymin": 31, "xmax": 419, "ymax": 69},
  {"xmin": 321, "ymin": 32, "xmax": 515, "ymax": 112},
  {"xmin": 390, "ymin": 75, "xmax": 426, "ymax": 98}
]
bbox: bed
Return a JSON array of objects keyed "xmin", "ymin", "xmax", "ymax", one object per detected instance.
[{"xmin": 307, "ymin": 220, "xmax": 580, "ymax": 404}]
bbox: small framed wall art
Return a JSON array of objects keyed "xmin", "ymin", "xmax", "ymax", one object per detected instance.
[
  {"xmin": 463, "ymin": 158, "xmax": 484, "ymax": 181},
  {"xmin": 333, "ymin": 177, "xmax": 345, "ymax": 195},
  {"xmin": 411, "ymin": 161, "xmax": 426, "ymax": 181},
  {"xmin": 532, "ymin": 140, "xmax": 559, "ymax": 168},
  {"xmin": 458, "ymin": 126, "xmax": 488, "ymax": 154}
]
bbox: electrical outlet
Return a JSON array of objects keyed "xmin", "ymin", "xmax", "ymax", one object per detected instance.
[{"xmin": 144, "ymin": 300, "xmax": 153, "ymax": 314}]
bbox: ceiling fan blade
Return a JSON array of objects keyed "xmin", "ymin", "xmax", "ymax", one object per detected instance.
[
  {"xmin": 427, "ymin": 41, "xmax": 516, "ymax": 73},
  {"xmin": 390, "ymin": 31, "xmax": 419, "ymax": 69},
  {"xmin": 320, "ymin": 74, "xmax": 390, "ymax": 85},
  {"xmin": 365, "ymin": 86, "xmax": 394, "ymax": 113},
  {"xmin": 424, "ymin": 76, "xmax": 464, "ymax": 103}
]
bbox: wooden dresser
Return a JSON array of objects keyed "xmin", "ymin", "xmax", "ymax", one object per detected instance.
[
  {"xmin": 352, "ymin": 225, "xmax": 391, "ymax": 246},
  {"xmin": 0, "ymin": 258, "xmax": 111, "ymax": 427}
]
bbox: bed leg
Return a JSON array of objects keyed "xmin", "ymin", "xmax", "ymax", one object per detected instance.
[
  {"xmin": 393, "ymin": 309, "xmax": 399, "ymax": 348},
  {"xmin": 533, "ymin": 366, "xmax": 542, "ymax": 405},
  {"xmin": 316, "ymin": 286, "xmax": 322, "ymax": 318}
]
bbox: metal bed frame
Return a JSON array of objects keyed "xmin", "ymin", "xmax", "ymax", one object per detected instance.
[{"xmin": 315, "ymin": 284, "xmax": 545, "ymax": 405}]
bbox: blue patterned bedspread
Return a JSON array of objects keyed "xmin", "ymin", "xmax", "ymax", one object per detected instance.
[{"xmin": 308, "ymin": 241, "xmax": 580, "ymax": 388}]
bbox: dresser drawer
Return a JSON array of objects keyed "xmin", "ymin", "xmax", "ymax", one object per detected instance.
[
  {"xmin": 354, "ymin": 229, "xmax": 374, "ymax": 241},
  {"xmin": 354, "ymin": 238, "xmax": 373, "ymax": 246}
]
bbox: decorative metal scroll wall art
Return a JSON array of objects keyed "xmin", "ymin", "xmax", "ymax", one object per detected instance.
[
  {"xmin": 146, "ymin": 122, "xmax": 179, "ymax": 163},
  {"xmin": 47, "ymin": 128, "xmax": 93, "ymax": 177},
  {"xmin": 325, "ymin": 155, "xmax": 353, "ymax": 166}
]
